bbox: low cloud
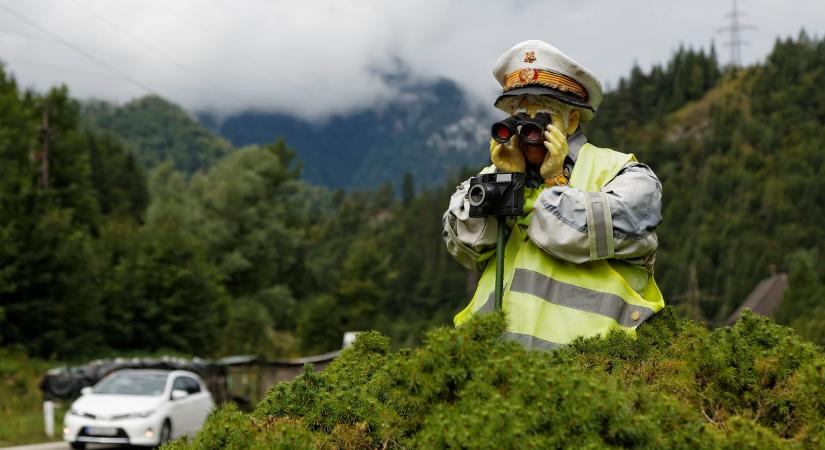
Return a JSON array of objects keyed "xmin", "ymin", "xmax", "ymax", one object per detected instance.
[{"xmin": 1, "ymin": 0, "xmax": 823, "ymax": 120}]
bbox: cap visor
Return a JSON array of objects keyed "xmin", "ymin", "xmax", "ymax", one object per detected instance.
[{"xmin": 494, "ymin": 86, "xmax": 593, "ymax": 111}]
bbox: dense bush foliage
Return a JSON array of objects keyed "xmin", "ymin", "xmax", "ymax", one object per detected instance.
[{"xmin": 166, "ymin": 309, "xmax": 825, "ymax": 449}]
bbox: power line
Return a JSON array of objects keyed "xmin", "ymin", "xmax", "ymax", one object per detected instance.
[
  {"xmin": 2, "ymin": 22, "xmax": 288, "ymax": 88},
  {"xmin": 717, "ymin": 0, "xmax": 756, "ymax": 67},
  {"xmin": 147, "ymin": 3, "xmax": 331, "ymax": 103},
  {"xmin": 5, "ymin": 57, "xmax": 123, "ymax": 81},
  {"xmin": 1, "ymin": 1, "xmax": 335, "ymax": 110},
  {"xmin": 0, "ymin": 1, "xmax": 157, "ymax": 95},
  {"xmin": 5, "ymin": 58, "xmax": 231, "ymax": 95},
  {"xmin": 0, "ymin": 3, "xmax": 246, "ymax": 102},
  {"xmin": 69, "ymin": 0, "xmax": 248, "ymax": 107},
  {"xmin": 0, "ymin": 25, "xmax": 272, "ymax": 96}
]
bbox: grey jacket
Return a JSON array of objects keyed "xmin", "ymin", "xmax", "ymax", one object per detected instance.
[{"xmin": 443, "ymin": 132, "xmax": 662, "ymax": 273}]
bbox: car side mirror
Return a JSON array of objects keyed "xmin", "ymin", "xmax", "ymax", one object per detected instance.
[
  {"xmin": 171, "ymin": 389, "xmax": 189, "ymax": 401},
  {"xmin": 80, "ymin": 386, "xmax": 93, "ymax": 396}
]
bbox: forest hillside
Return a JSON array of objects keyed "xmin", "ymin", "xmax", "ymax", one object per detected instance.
[{"xmin": 1, "ymin": 33, "xmax": 823, "ymax": 362}]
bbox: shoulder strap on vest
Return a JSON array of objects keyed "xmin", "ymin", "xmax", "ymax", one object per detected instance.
[{"xmin": 569, "ymin": 143, "xmax": 637, "ymax": 192}]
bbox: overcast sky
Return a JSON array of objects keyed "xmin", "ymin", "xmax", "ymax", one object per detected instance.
[{"xmin": 0, "ymin": 0, "xmax": 823, "ymax": 120}]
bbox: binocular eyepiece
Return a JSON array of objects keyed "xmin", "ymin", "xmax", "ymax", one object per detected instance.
[{"xmin": 491, "ymin": 113, "xmax": 552, "ymax": 146}]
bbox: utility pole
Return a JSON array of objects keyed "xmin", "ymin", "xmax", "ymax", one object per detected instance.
[
  {"xmin": 39, "ymin": 106, "xmax": 49, "ymax": 189},
  {"xmin": 718, "ymin": 0, "xmax": 756, "ymax": 68}
]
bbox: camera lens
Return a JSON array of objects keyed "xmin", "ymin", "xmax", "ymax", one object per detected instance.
[
  {"xmin": 468, "ymin": 184, "xmax": 486, "ymax": 206},
  {"xmin": 469, "ymin": 183, "xmax": 502, "ymax": 208}
]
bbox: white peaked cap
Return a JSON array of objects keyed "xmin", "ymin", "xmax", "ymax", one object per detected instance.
[{"xmin": 492, "ymin": 40, "xmax": 603, "ymax": 121}]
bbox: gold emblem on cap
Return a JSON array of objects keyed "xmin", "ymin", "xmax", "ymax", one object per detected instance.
[
  {"xmin": 503, "ymin": 68, "xmax": 588, "ymax": 100},
  {"xmin": 524, "ymin": 51, "xmax": 537, "ymax": 63},
  {"xmin": 518, "ymin": 68, "xmax": 537, "ymax": 83}
]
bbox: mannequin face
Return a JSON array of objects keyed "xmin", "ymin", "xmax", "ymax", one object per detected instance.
[
  {"xmin": 522, "ymin": 141, "xmax": 548, "ymax": 165},
  {"xmin": 509, "ymin": 97, "xmax": 580, "ymax": 165}
]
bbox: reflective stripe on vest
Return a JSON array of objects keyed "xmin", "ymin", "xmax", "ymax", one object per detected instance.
[
  {"xmin": 453, "ymin": 143, "xmax": 665, "ymax": 350},
  {"xmin": 502, "ymin": 332, "xmax": 563, "ymax": 351},
  {"xmin": 584, "ymin": 192, "xmax": 614, "ymax": 260},
  {"xmin": 510, "ymin": 269, "xmax": 656, "ymax": 326},
  {"xmin": 473, "ymin": 269, "xmax": 656, "ymax": 327}
]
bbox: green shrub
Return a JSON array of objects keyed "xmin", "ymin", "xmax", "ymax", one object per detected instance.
[
  {"xmin": 0, "ymin": 348, "xmax": 68, "ymax": 446},
  {"xmin": 167, "ymin": 309, "xmax": 825, "ymax": 449},
  {"xmin": 165, "ymin": 403, "xmax": 320, "ymax": 450}
]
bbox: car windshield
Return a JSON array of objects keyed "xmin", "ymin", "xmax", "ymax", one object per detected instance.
[{"xmin": 93, "ymin": 372, "xmax": 168, "ymax": 396}]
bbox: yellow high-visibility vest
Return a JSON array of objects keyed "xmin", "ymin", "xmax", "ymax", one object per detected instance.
[{"xmin": 454, "ymin": 143, "xmax": 665, "ymax": 350}]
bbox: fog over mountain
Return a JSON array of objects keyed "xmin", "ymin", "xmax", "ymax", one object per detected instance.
[
  {"xmin": 1, "ymin": 0, "xmax": 824, "ymax": 120},
  {"xmin": 206, "ymin": 75, "xmax": 494, "ymax": 189}
]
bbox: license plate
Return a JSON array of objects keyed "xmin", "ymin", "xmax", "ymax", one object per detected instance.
[{"xmin": 86, "ymin": 426, "xmax": 117, "ymax": 436}]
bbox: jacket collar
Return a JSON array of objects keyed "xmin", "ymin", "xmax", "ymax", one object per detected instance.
[{"xmin": 566, "ymin": 130, "xmax": 587, "ymax": 164}]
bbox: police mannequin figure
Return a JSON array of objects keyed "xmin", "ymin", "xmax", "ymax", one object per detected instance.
[{"xmin": 443, "ymin": 40, "xmax": 666, "ymax": 350}]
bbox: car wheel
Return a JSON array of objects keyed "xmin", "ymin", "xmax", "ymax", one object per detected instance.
[
  {"xmin": 70, "ymin": 442, "xmax": 86, "ymax": 450},
  {"xmin": 158, "ymin": 419, "xmax": 172, "ymax": 446}
]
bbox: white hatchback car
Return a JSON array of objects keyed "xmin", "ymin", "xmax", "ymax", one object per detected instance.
[{"xmin": 63, "ymin": 369, "xmax": 214, "ymax": 448}]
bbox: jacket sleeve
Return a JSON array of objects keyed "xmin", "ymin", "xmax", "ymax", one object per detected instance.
[
  {"xmin": 526, "ymin": 162, "xmax": 662, "ymax": 268},
  {"xmin": 442, "ymin": 170, "xmax": 498, "ymax": 271}
]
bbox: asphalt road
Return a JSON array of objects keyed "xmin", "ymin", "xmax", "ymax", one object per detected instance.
[
  {"xmin": 0, "ymin": 443, "xmax": 68, "ymax": 450},
  {"xmin": 0, "ymin": 443, "xmax": 125, "ymax": 450}
]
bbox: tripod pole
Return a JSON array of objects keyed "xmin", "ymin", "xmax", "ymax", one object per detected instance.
[{"xmin": 495, "ymin": 216, "xmax": 507, "ymax": 311}]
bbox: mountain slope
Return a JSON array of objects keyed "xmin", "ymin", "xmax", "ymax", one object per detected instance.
[
  {"xmin": 82, "ymin": 96, "xmax": 234, "ymax": 174},
  {"xmin": 211, "ymin": 78, "xmax": 492, "ymax": 189}
]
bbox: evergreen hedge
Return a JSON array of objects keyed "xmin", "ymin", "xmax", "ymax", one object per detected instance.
[{"xmin": 166, "ymin": 309, "xmax": 825, "ymax": 449}]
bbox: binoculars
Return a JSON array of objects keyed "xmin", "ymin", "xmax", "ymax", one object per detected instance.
[{"xmin": 491, "ymin": 113, "xmax": 552, "ymax": 146}]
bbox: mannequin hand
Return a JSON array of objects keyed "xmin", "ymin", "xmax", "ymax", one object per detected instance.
[
  {"xmin": 490, "ymin": 135, "xmax": 525, "ymax": 173},
  {"xmin": 540, "ymin": 116, "xmax": 569, "ymax": 180}
]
